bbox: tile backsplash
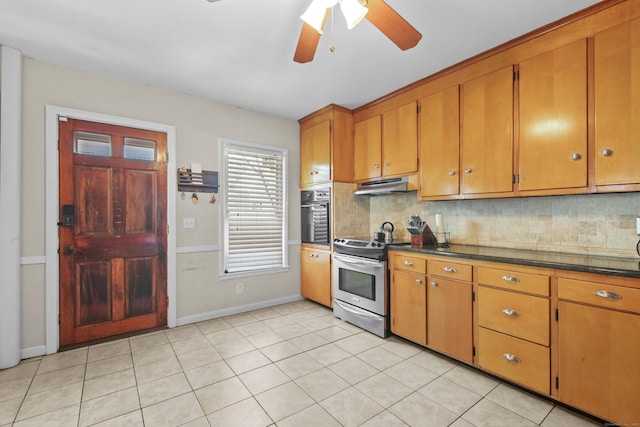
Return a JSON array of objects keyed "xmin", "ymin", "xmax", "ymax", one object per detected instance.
[{"xmin": 369, "ymin": 192, "xmax": 640, "ymax": 258}]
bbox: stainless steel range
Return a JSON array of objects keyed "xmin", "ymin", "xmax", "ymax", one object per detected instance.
[{"xmin": 332, "ymin": 237, "xmax": 407, "ymax": 337}]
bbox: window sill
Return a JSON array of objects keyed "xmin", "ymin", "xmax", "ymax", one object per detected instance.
[{"xmin": 218, "ymin": 266, "xmax": 290, "ymax": 281}]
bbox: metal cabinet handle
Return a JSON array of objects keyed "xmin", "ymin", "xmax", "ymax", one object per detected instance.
[
  {"xmin": 501, "ymin": 275, "xmax": 520, "ymax": 283},
  {"xmin": 431, "ymin": 282, "xmax": 437, "ymax": 288},
  {"xmin": 373, "ymin": 163, "xmax": 379, "ymax": 169},
  {"xmin": 416, "ymin": 279, "xmax": 423, "ymax": 285},
  {"xmin": 570, "ymin": 153, "xmax": 582, "ymax": 161},
  {"xmin": 594, "ymin": 290, "xmax": 622, "ymax": 300},
  {"xmin": 503, "ymin": 354, "xmax": 521, "ymax": 363},
  {"xmin": 449, "ymin": 170, "xmax": 456, "ymax": 176},
  {"xmin": 308, "ymin": 171, "xmax": 313, "ymax": 176},
  {"xmin": 601, "ymin": 148, "xmax": 613, "ymax": 157},
  {"xmin": 443, "ymin": 266, "xmax": 457, "ymax": 273},
  {"xmin": 464, "ymin": 168, "xmax": 472, "ymax": 174},
  {"xmin": 314, "ymin": 170, "xmax": 319, "ymax": 174},
  {"xmin": 384, "ymin": 161, "xmax": 390, "ymax": 167},
  {"xmin": 502, "ymin": 308, "xmax": 520, "ymax": 317},
  {"xmin": 404, "ymin": 260, "xmax": 413, "ymax": 266}
]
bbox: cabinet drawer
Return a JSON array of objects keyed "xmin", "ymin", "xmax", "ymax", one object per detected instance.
[
  {"xmin": 429, "ymin": 259, "xmax": 472, "ymax": 282},
  {"xmin": 477, "ymin": 267, "xmax": 549, "ymax": 296},
  {"xmin": 558, "ymin": 278, "xmax": 640, "ymax": 314},
  {"xmin": 478, "ymin": 327, "xmax": 550, "ymax": 395},
  {"xmin": 391, "ymin": 254, "xmax": 426, "ymax": 274},
  {"xmin": 478, "ymin": 286, "xmax": 549, "ymax": 345}
]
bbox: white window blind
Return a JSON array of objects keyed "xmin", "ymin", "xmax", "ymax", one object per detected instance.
[{"xmin": 221, "ymin": 140, "xmax": 288, "ymax": 275}]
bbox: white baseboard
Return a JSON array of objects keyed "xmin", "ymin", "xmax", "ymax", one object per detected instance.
[
  {"xmin": 22, "ymin": 345, "xmax": 46, "ymax": 360},
  {"xmin": 176, "ymin": 294, "xmax": 303, "ymax": 327}
]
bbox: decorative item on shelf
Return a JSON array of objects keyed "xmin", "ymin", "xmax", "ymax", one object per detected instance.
[
  {"xmin": 192, "ymin": 193, "xmax": 199, "ymax": 205},
  {"xmin": 177, "ymin": 166, "xmax": 218, "ymax": 194},
  {"xmin": 434, "ymin": 212, "xmax": 450, "ymax": 249},
  {"xmin": 406, "ymin": 214, "xmax": 435, "ymax": 246}
]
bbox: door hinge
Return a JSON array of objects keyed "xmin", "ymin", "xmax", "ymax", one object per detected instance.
[
  {"xmin": 58, "ymin": 314, "xmax": 61, "ymax": 325},
  {"xmin": 513, "ymin": 70, "xmax": 520, "ymax": 81},
  {"xmin": 472, "ymin": 346, "xmax": 476, "ymax": 357},
  {"xmin": 555, "ymin": 376, "xmax": 559, "ymax": 389},
  {"xmin": 472, "ymin": 291, "xmax": 475, "ymax": 302},
  {"xmin": 417, "ymin": 104, "xmax": 421, "ymax": 114},
  {"xmin": 58, "ymin": 115, "xmax": 68, "ymax": 122},
  {"xmin": 165, "ymin": 151, "xmax": 169, "ymax": 162},
  {"xmin": 555, "ymin": 308, "xmax": 559, "ymax": 321},
  {"xmin": 416, "ymin": 158, "xmax": 420, "ymax": 167},
  {"xmin": 166, "ymin": 224, "xmax": 170, "ymax": 235}
]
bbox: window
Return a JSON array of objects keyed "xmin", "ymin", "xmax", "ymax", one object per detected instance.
[{"xmin": 221, "ymin": 139, "xmax": 288, "ymax": 276}]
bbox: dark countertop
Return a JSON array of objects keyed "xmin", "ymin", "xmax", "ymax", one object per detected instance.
[{"xmin": 389, "ymin": 243, "xmax": 640, "ymax": 278}]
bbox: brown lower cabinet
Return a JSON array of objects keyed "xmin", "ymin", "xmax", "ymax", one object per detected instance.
[
  {"xmin": 300, "ymin": 246, "xmax": 332, "ymax": 307},
  {"xmin": 389, "ymin": 250, "xmax": 640, "ymax": 425},
  {"xmin": 557, "ymin": 277, "xmax": 640, "ymax": 424}
]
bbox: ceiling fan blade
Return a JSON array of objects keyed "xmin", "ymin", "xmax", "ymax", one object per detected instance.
[
  {"xmin": 365, "ymin": 0, "xmax": 422, "ymax": 50},
  {"xmin": 294, "ymin": 7, "xmax": 330, "ymax": 63}
]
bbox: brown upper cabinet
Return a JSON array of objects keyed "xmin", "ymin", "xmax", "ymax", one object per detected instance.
[
  {"xmin": 594, "ymin": 17, "xmax": 640, "ymax": 189},
  {"xmin": 518, "ymin": 39, "xmax": 588, "ymax": 193},
  {"xmin": 299, "ymin": 105, "xmax": 354, "ymax": 187},
  {"xmin": 461, "ymin": 66, "xmax": 515, "ymax": 197},
  {"xmin": 418, "ymin": 86, "xmax": 460, "ymax": 199},
  {"xmin": 354, "ymin": 101, "xmax": 417, "ymax": 181}
]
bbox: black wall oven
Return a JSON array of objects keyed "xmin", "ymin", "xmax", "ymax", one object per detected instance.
[{"xmin": 301, "ymin": 188, "xmax": 330, "ymax": 246}]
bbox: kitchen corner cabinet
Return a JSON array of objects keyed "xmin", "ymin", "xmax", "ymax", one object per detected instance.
[
  {"xmin": 557, "ymin": 275, "xmax": 640, "ymax": 424},
  {"xmin": 518, "ymin": 39, "xmax": 588, "ymax": 193},
  {"xmin": 300, "ymin": 246, "xmax": 332, "ymax": 307},
  {"xmin": 461, "ymin": 66, "xmax": 514, "ymax": 196},
  {"xmin": 390, "ymin": 253, "xmax": 427, "ymax": 345},
  {"xmin": 299, "ymin": 105, "xmax": 354, "ymax": 187},
  {"xmin": 418, "ymin": 86, "xmax": 460, "ymax": 199},
  {"xmin": 594, "ymin": 17, "xmax": 640, "ymax": 188},
  {"xmin": 354, "ymin": 101, "xmax": 417, "ymax": 181},
  {"xmin": 427, "ymin": 259, "xmax": 473, "ymax": 363}
]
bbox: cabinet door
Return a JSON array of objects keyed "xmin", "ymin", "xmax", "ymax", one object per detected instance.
[
  {"xmin": 594, "ymin": 18, "xmax": 640, "ymax": 186},
  {"xmin": 390, "ymin": 269, "xmax": 426, "ymax": 345},
  {"xmin": 558, "ymin": 301, "xmax": 640, "ymax": 424},
  {"xmin": 354, "ymin": 115, "xmax": 382, "ymax": 181},
  {"xmin": 461, "ymin": 66, "xmax": 514, "ymax": 195},
  {"xmin": 300, "ymin": 248, "xmax": 332, "ymax": 307},
  {"xmin": 383, "ymin": 101, "xmax": 418, "ymax": 177},
  {"xmin": 419, "ymin": 86, "xmax": 460, "ymax": 198},
  {"xmin": 427, "ymin": 277, "xmax": 472, "ymax": 363},
  {"xmin": 519, "ymin": 39, "xmax": 587, "ymax": 191},
  {"xmin": 300, "ymin": 121, "xmax": 331, "ymax": 185}
]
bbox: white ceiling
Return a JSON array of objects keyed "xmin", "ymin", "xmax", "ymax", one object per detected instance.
[{"xmin": 0, "ymin": 0, "xmax": 601, "ymax": 120}]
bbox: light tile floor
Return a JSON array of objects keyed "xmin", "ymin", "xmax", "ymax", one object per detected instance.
[{"xmin": 0, "ymin": 300, "xmax": 604, "ymax": 427}]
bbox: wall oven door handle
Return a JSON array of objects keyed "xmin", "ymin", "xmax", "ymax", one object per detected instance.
[{"xmin": 333, "ymin": 253, "xmax": 383, "ymax": 267}]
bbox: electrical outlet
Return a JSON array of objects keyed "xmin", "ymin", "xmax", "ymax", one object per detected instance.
[
  {"xmin": 183, "ymin": 217, "xmax": 196, "ymax": 229},
  {"xmin": 236, "ymin": 282, "xmax": 245, "ymax": 294}
]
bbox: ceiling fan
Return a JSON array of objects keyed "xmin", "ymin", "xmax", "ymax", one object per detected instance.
[{"xmin": 294, "ymin": 0, "xmax": 422, "ymax": 63}]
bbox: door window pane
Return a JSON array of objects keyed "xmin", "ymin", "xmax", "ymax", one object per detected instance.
[
  {"xmin": 124, "ymin": 137, "xmax": 156, "ymax": 161},
  {"xmin": 74, "ymin": 131, "xmax": 112, "ymax": 157}
]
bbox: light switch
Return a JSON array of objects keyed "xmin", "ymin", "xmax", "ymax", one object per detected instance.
[{"xmin": 183, "ymin": 217, "xmax": 196, "ymax": 229}]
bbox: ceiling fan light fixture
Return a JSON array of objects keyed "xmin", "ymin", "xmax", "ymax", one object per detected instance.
[
  {"xmin": 339, "ymin": 0, "xmax": 368, "ymax": 29},
  {"xmin": 301, "ymin": 0, "xmax": 338, "ymax": 33}
]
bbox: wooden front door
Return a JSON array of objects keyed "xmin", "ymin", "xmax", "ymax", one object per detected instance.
[{"xmin": 58, "ymin": 118, "xmax": 168, "ymax": 347}]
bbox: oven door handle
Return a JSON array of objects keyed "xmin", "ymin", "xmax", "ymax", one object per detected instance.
[{"xmin": 333, "ymin": 253, "xmax": 383, "ymax": 267}]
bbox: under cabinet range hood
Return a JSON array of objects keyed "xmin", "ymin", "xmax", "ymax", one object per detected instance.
[{"xmin": 354, "ymin": 176, "xmax": 414, "ymax": 195}]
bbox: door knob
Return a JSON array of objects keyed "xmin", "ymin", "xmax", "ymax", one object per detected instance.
[{"xmin": 63, "ymin": 247, "xmax": 78, "ymax": 255}]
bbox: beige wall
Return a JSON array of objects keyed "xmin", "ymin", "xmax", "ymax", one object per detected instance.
[
  {"xmin": 370, "ymin": 192, "xmax": 640, "ymax": 258},
  {"xmin": 20, "ymin": 58, "xmax": 302, "ymax": 350}
]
